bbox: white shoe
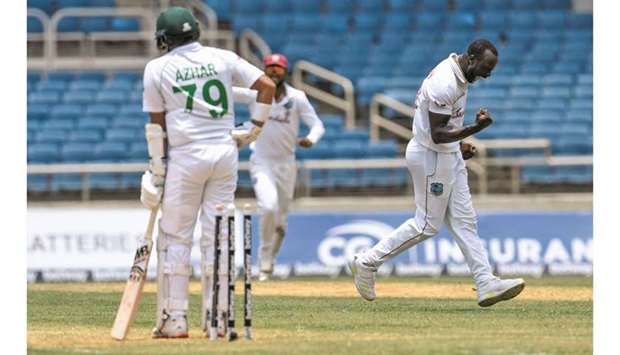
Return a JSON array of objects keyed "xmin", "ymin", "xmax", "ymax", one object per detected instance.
[
  {"xmin": 477, "ymin": 278, "xmax": 525, "ymax": 307},
  {"xmin": 258, "ymin": 271, "xmax": 271, "ymax": 282},
  {"xmin": 152, "ymin": 314, "xmax": 188, "ymax": 338},
  {"xmin": 348, "ymin": 255, "xmax": 376, "ymax": 301}
]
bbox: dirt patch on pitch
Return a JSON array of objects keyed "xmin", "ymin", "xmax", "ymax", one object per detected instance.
[{"xmin": 30, "ymin": 280, "xmax": 591, "ymax": 301}]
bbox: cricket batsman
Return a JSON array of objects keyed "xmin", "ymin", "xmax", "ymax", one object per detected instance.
[
  {"xmin": 233, "ymin": 54, "xmax": 325, "ymax": 281},
  {"xmin": 349, "ymin": 39, "xmax": 526, "ymax": 307},
  {"xmin": 139, "ymin": 7, "xmax": 275, "ymax": 338}
]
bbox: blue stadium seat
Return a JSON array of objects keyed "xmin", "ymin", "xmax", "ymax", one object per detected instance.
[
  {"xmin": 565, "ymin": 109, "xmax": 592, "ymax": 122},
  {"xmin": 420, "ymin": 0, "xmax": 449, "ymax": 11},
  {"xmin": 28, "ymin": 0, "xmax": 55, "ymax": 14},
  {"xmin": 28, "ymin": 175, "xmax": 51, "ymax": 192},
  {"xmin": 568, "ymin": 13, "xmax": 592, "ymax": 29},
  {"xmin": 552, "ymin": 62, "xmax": 583, "ymax": 74},
  {"xmin": 570, "ymin": 99, "xmax": 593, "ymax": 110},
  {"xmin": 355, "ymin": 14, "xmax": 382, "ymax": 33},
  {"xmin": 86, "ymin": 104, "xmax": 117, "ymax": 116},
  {"xmin": 542, "ymin": 86, "xmax": 571, "ymax": 99},
  {"xmin": 28, "ymin": 104, "xmax": 49, "ymax": 121},
  {"xmin": 28, "ymin": 17, "xmax": 44, "ymax": 33},
  {"xmin": 264, "ymin": 0, "xmax": 290, "ymax": 12},
  {"xmin": 96, "ymin": 90, "xmax": 129, "ymax": 104},
  {"xmin": 110, "ymin": 17, "xmax": 140, "ymax": 32},
  {"xmin": 76, "ymin": 72, "xmax": 107, "ymax": 81},
  {"xmin": 292, "ymin": 1, "xmax": 320, "ymax": 13},
  {"xmin": 61, "ymin": 142, "xmax": 95, "ymax": 162},
  {"xmin": 509, "ymin": 11, "xmax": 538, "ymax": 29},
  {"xmin": 28, "ymin": 144, "xmax": 61, "ymax": 163},
  {"xmin": 542, "ymin": 74, "xmax": 573, "ymax": 85},
  {"xmin": 531, "ymin": 109, "xmax": 565, "ymax": 124},
  {"xmin": 111, "ymin": 115, "xmax": 147, "ymax": 129},
  {"xmin": 454, "ymin": 0, "xmax": 483, "ymax": 10},
  {"xmin": 37, "ymin": 80, "xmax": 69, "ymax": 91},
  {"xmin": 574, "ymin": 85, "xmax": 593, "ymax": 98},
  {"xmin": 77, "ymin": 116, "xmax": 110, "ymax": 130},
  {"xmin": 36, "ymin": 130, "xmax": 68, "ymax": 145},
  {"xmin": 383, "ymin": 14, "xmax": 413, "ymax": 32},
  {"xmin": 80, "ymin": 16, "xmax": 110, "ymax": 32},
  {"xmin": 68, "ymin": 130, "xmax": 102, "ymax": 143},
  {"xmin": 325, "ymin": 0, "xmax": 355, "ymax": 14},
  {"xmin": 366, "ymin": 141, "xmax": 399, "ymax": 158},
  {"xmin": 415, "ymin": 13, "xmax": 445, "ymax": 30},
  {"xmin": 482, "ymin": 0, "xmax": 512, "ymax": 10},
  {"xmin": 70, "ymin": 79, "xmax": 103, "ymax": 91},
  {"xmin": 49, "ymin": 106, "xmax": 81, "ymax": 122},
  {"xmin": 127, "ymin": 142, "xmax": 148, "ymax": 162},
  {"xmin": 106, "ymin": 128, "xmax": 137, "ymax": 143},
  {"xmin": 291, "ymin": 14, "xmax": 320, "ymax": 32},
  {"xmin": 57, "ymin": 17, "xmax": 81, "ymax": 32},
  {"xmin": 522, "ymin": 166, "xmax": 553, "ymax": 184},
  {"xmin": 479, "ymin": 11, "xmax": 509, "ymax": 30},
  {"xmin": 512, "ymin": 0, "xmax": 540, "ymax": 9},
  {"xmin": 105, "ymin": 79, "xmax": 134, "ymax": 90},
  {"xmin": 42, "ymin": 118, "xmax": 75, "ymax": 130},
  {"xmin": 388, "ymin": 0, "xmax": 419, "ymax": 11},
  {"xmin": 63, "ymin": 91, "xmax": 96, "ymax": 104},
  {"xmin": 537, "ymin": 99, "xmax": 569, "ymax": 110},
  {"xmin": 234, "ymin": 0, "xmax": 263, "ymax": 14},
  {"xmin": 88, "ymin": 0, "xmax": 116, "ymax": 7},
  {"xmin": 47, "ymin": 73, "xmax": 75, "ymax": 82},
  {"xmin": 321, "ymin": 14, "xmax": 351, "ymax": 34},
  {"xmin": 232, "ymin": 15, "xmax": 261, "ymax": 33},
  {"xmin": 29, "ymin": 92, "xmax": 61, "ymax": 105},
  {"xmin": 446, "ymin": 13, "xmax": 477, "ymax": 31},
  {"xmin": 358, "ymin": 0, "xmax": 385, "ymax": 13},
  {"xmin": 93, "ymin": 142, "xmax": 128, "ymax": 161},
  {"xmin": 542, "ymin": 0, "xmax": 571, "ymax": 9},
  {"xmin": 536, "ymin": 11, "xmax": 567, "ymax": 28},
  {"xmin": 57, "ymin": 0, "xmax": 89, "ymax": 7}
]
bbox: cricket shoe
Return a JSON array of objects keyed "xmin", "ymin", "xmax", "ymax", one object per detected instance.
[
  {"xmin": 348, "ymin": 254, "xmax": 376, "ymax": 301},
  {"xmin": 152, "ymin": 314, "xmax": 189, "ymax": 339},
  {"xmin": 477, "ymin": 277, "xmax": 525, "ymax": 307},
  {"xmin": 258, "ymin": 271, "xmax": 271, "ymax": 282}
]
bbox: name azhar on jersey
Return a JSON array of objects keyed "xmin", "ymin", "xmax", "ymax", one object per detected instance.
[{"xmin": 175, "ymin": 64, "xmax": 218, "ymax": 82}]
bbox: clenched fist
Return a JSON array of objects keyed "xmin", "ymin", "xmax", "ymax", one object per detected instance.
[
  {"xmin": 475, "ymin": 108, "xmax": 493, "ymax": 129},
  {"xmin": 461, "ymin": 142, "xmax": 476, "ymax": 160}
]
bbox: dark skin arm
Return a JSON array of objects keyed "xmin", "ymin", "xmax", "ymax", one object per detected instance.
[
  {"xmin": 429, "ymin": 108, "xmax": 493, "ymax": 144},
  {"xmin": 249, "ymin": 74, "xmax": 276, "ymax": 128}
]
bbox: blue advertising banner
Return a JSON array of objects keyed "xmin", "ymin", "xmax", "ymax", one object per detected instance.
[
  {"xmin": 268, "ymin": 211, "xmax": 592, "ymax": 277},
  {"xmin": 26, "ymin": 208, "xmax": 592, "ymax": 282}
]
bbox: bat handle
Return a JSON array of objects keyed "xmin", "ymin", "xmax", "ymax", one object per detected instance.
[{"xmin": 144, "ymin": 208, "xmax": 159, "ymax": 241}]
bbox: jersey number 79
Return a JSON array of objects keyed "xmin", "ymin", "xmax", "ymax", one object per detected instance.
[{"xmin": 173, "ymin": 79, "xmax": 228, "ymax": 119}]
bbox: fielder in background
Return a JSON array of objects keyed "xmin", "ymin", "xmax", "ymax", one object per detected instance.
[
  {"xmin": 233, "ymin": 54, "xmax": 325, "ymax": 281},
  {"xmin": 140, "ymin": 7, "xmax": 275, "ymax": 338},
  {"xmin": 350, "ymin": 39, "xmax": 526, "ymax": 307}
]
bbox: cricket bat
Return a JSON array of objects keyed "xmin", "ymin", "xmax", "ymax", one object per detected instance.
[{"xmin": 111, "ymin": 208, "xmax": 159, "ymax": 340}]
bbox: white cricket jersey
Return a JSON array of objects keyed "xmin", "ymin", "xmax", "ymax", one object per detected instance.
[
  {"xmin": 233, "ymin": 83, "xmax": 325, "ymax": 159},
  {"xmin": 412, "ymin": 53, "xmax": 468, "ymax": 153},
  {"xmin": 142, "ymin": 42, "xmax": 264, "ymax": 147}
]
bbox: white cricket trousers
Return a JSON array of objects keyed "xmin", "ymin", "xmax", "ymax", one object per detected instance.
[
  {"xmin": 156, "ymin": 141, "xmax": 237, "ymax": 320},
  {"xmin": 359, "ymin": 139, "xmax": 494, "ymax": 286},
  {"xmin": 250, "ymin": 153, "xmax": 297, "ymax": 273}
]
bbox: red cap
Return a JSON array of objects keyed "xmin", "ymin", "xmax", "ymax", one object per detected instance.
[{"xmin": 263, "ymin": 53, "xmax": 289, "ymax": 69}]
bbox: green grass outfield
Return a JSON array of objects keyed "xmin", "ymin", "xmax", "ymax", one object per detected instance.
[{"xmin": 27, "ymin": 277, "xmax": 592, "ymax": 355}]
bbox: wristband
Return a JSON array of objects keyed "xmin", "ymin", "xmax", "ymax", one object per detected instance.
[{"xmin": 253, "ymin": 102, "xmax": 272, "ymax": 122}]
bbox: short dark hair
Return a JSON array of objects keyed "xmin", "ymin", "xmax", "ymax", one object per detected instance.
[{"xmin": 467, "ymin": 39, "xmax": 498, "ymax": 59}]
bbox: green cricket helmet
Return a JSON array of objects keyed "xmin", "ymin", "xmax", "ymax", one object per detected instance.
[{"xmin": 155, "ymin": 6, "xmax": 200, "ymax": 51}]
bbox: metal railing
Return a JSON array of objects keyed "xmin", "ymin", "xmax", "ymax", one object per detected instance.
[
  {"xmin": 27, "ymin": 4, "xmax": 235, "ymax": 72},
  {"xmin": 239, "ymin": 29, "xmax": 272, "ymax": 68},
  {"xmin": 292, "ymin": 60, "xmax": 357, "ymax": 129}
]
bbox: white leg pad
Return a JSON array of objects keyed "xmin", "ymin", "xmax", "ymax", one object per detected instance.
[{"xmin": 155, "ymin": 232, "xmax": 192, "ymax": 331}]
